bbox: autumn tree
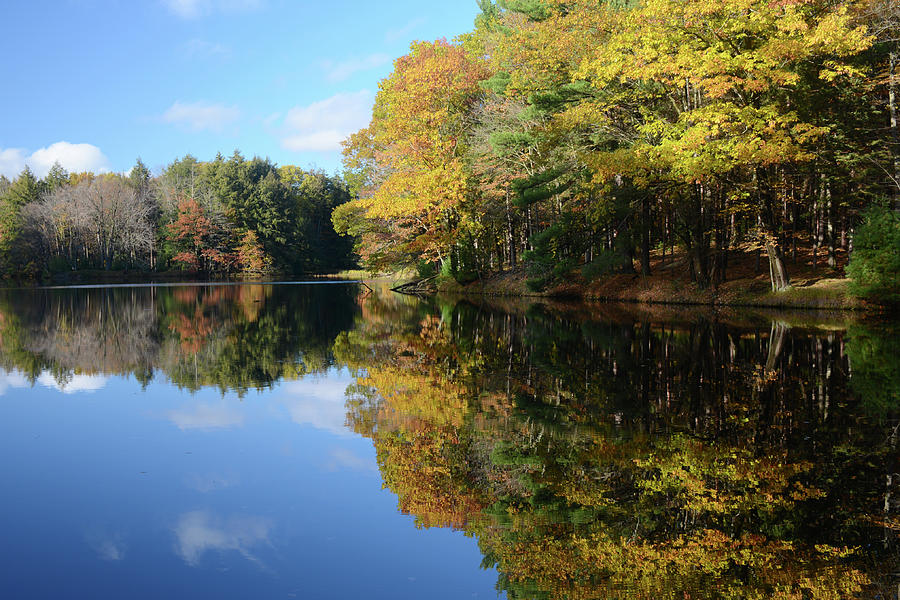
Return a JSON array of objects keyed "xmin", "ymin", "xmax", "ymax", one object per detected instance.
[
  {"xmin": 167, "ymin": 197, "xmax": 234, "ymax": 273},
  {"xmin": 235, "ymin": 229, "xmax": 272, "ymax": 275},
  {"xmin": 339, "ymin": 40, "xmax": 490, "ymax": 271}
]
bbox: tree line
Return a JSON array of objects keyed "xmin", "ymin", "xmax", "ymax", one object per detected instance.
[
  {"xmin": 0, "ymin": 152, "xmax": 356, "ymax": 280},
  {"xmin": 338, "ymin": 0, "xmax": 900, "ymax": 296}
]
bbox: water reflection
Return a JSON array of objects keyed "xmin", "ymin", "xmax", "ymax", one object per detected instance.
[
  {"xmin": 168, "ymin": 402, "xmax": 246, "ymax": 431},
  {"xmin": 173, "ymin": 511, "xmax": 273, "ymax": 567},
  {"xmin": 0, "ymin": 284, "xmax": 897, "ymax": 598},
  {"xmin": 0, "ymin": 284, "xmax": 359, "ymax": 394},
  {"xmin": 84, "ymin": 529, "xmax": 127, "ymax": 562},
  {"xmin": 342, "ymin": 299, "xmax": 900, "ymax": 599},
  {"xmin": 0, "ymin": 369, "xmax": 28, "ymax": 394},
  {"xmin": 282, "ymin": 375, "xmax": 360, "ymax": 435}
]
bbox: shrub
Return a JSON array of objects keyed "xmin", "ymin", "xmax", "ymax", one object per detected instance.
[{"xmin": 847, "ymin": 205, "xmax": 900, "ymax": 304}]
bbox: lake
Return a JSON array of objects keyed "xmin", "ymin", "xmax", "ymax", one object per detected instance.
[{"xmin": 0, "ymin": 282, "xmax": 897, "ymax": 599}]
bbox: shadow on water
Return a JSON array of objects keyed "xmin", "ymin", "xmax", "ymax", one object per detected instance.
[{"xmin": 0, "ymin": 283, "xmax": 897, "ymax": 598}]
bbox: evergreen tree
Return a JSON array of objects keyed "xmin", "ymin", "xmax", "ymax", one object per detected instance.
[{"xmin": 43, "ymin": 162, "xmax": 69, "ymax": 192}]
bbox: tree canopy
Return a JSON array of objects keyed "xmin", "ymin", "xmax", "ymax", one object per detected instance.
[{"xmin": 0, "ymin": 154, "xmax": 357, "ymax": 280}]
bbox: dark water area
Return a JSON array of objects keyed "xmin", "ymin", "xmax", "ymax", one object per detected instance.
[{"xmin": 0, "ymin": 283, "xmax": 897, "ymax": 599}]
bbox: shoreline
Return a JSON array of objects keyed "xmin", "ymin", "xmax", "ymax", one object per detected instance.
[
  {"xmin": 434, "ymin": 269, "xmax": 887, "ymax": 314},
  {"xmin": 3, "ymin": 268, "xmax": 890, "ymax": 316}
]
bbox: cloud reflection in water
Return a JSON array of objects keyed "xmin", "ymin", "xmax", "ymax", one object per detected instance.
[
  {"xmin": 173, "ymin": 510, "xmax": 273, "ymax": 567},
  {"xmin": 168, "ymin": 403, "xmax": 246, "ymax": 431},
  {"xmin": 282, "ymin": 375, "xmax": 353, "ymax": 435},
  {"xmin": 37, "ymin": 372, "xmax": 108, "ymax": 394}
]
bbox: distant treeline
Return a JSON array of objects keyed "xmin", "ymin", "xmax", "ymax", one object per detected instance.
[
  {"xmin": 0, "ymin": 152, "xmax": 356, "ymax": 280},
  {"xmin": 339, "ymin": 0, "xmax": 900, "ymax": 296}
]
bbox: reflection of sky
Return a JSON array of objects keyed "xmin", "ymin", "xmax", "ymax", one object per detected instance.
[
  {"xmin": 0, "ymin": 367, "xmax": 502, "ymax": 599},
  {"xmin": 37, "ymin": 372, "xmax": 108, "ymax": 394},
  {"xmin": 173, "ymin": 511, "xmax": 272, "ymax": 567},
  {"xmin": 0, "ymin": 369, "xmax": 108, "ymax": 395},
  {"xmin": 84, "ymin": 529, "xmax": 127, "ymax": 562},
  {"xmin": 0, "ymin": 370, "xmax": 28, "ymax": 395},
  {"xmin": 168, "ymin": 403, "xmax": 246, "ymax": 431},
  {"xmin": 282, "ymin": 372, "xmax": 357, "ymax": 435}
]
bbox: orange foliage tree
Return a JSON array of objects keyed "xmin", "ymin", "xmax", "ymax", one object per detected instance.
[
  {"xmin": 337, "ymin": 40, "xmax": 490, "ymax": 269},
  {"xmin": 167, "ymin": 197, "xmax": 235, "ymax": 274}
]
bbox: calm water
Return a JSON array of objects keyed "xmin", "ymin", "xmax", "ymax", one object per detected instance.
[{"xmin": 0, "ymin": 283, "xmax": 897, "ymax": 599}]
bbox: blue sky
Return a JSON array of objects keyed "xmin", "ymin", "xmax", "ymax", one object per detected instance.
[{"xmin": 0, "ymin": 0, "xmax": 482, "ymax": 179}]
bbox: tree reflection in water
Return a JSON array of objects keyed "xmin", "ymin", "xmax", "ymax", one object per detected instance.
[
  {"xmin": 0, "ymin": 284, "xmax": 358, "ymax": 394},
  {"xmin": 0, "ymin": 284, "xmax": 897, "ymax": 598},
  {"xmin": 341, "ymin": 297, "xmax": 900, "ymax": 600}
]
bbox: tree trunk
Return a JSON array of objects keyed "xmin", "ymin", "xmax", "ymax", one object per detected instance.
[
  {"xmin": 812, "ymin": 183, "xmax": 821, "ymax": 273},
  {"xmin": 692, "ymin": 248, "xmax": 710, "ymax": 289},
  {"xmin": 640, "ymin": 194, "xmax": 652, "ymax": 276},
  {"xmin": 525, "ymin": 206, "xmax": 534, "ymax": 252},
  {"xmin": 826, "ymin": 184, "xmax": 837, "ymax": 269},
  {"xmin": 766, "ymin": 240, "xmax": 791, "ymax": 292},
  {"xmin": 692, "ymin": 188, "xmax": 710, "ymax": 289},
  {"xmin": 755, "ymin": 167, "xmax": 791, "ymax": 291},
  {"xmin": 713, "ymin": 216, "xmax": 728, "ymax": 286},
  {"xmin": 618, "ymin": 212, "xmax": 637, "ymax": 274},
  {"xmin": 890, "ymin": 50, "xmax": 900, "ymax": 210},
  {"xmin": 621, "ymin": 238, "xmax": 637, "ymax": 274},
  {"xmin": 505, "ymin": 190, "xmax": 517, "ymax": 268}
]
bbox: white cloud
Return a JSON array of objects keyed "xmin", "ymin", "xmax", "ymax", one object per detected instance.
[
  {"xmin": 282, "ymin": 376, "xmax": 353, "ymax": 435},
  {"xmin": 168, "ymin": 402, "xmax": 245, "ymax": 431},
  {"xmin": 0, "ymin": 142, "xmax": 111, "ymax": 179},
  {"xmin": 37, "ymin": 372, "xmax": 108, "ymax": 394},
  {"xmin": 163, "ymin": 0, "xmax": 264, "ymax": 19},
  {"xmin": 173, "ymin": 511, "xmax": 272, "ymax": 567},
  {"xmin": 386, "ymin": 17, "xmax": 427, "ymax": 43},
  {"xmin": 162, "ymin": 101, "xmax": 240, "ymax": 133},
  {"xmin": 282, "ymin": 131, "xmax": 348, "ymax": 153},
  {"xmin": 0, "ymin": 370, "xmax": 30, "ymax": 396},
  {"xmin": 279, "ymin": 90, "xmax": 373, "ymax": 153},
  {"xmin": 29, "ymin": 143, "xmax": 111, "ymax": 177},
  {"xmin": 321, "ymin": 53, "xmax": 391, "ymax": 83},
  {"xmin": 0, "ymin": 148, "xmax": 26, "ymax": 179}
]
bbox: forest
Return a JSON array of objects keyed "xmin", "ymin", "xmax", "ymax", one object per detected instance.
[
  {"xmin": 338, "ymin": 0, "xmax": 900, "ymax": 302},
  {"xmin": 0, "ymin": 152, "xmax": 356, "ymax": 279},
  {"xmin": 2, "ymin": 0, "xmax": 898, "ymax": 301}
]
